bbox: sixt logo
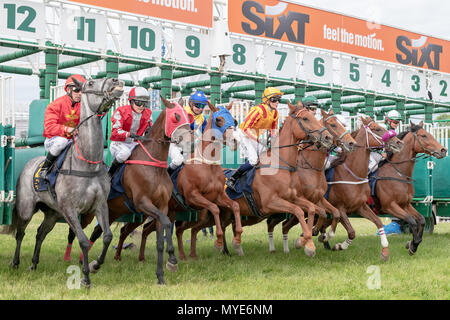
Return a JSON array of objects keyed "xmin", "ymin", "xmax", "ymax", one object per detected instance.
[
  {"xmin": 396, "ymin": 35, "xmax": 443, "ymax": 70},
  {"xmin": 241, "ymin": 1, "xmax": 309, "ymax": 44}
]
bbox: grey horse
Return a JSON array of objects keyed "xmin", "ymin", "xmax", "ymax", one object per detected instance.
[{"xmin": 5, "ymin": 77, "xmax": 124, "ymax": 288}]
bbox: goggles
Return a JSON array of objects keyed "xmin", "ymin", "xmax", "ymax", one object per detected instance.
[
  {"xmin": 304, "ymin": 103, "xmax": 318, "ymax": 111},
  {"xmin": 389, "ymin": 119, "xmax": 400, "ymax": 125},
  {"xmin": 69, "ymin": 86, "xmax": 81, "ymax": 93},
  {"xmin": 269, "ymin": 96, "xmax": 281, "ymax": 103},
  {"xmin": 192, "ymin": 102, "xmax": 206, "ymax": 109},
  {"xmin": 133, "ymin": 100, "xmax": 148, "ymax": 107}
]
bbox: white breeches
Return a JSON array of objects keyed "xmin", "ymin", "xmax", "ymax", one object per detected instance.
[
  {"xmin": 237, "ymin": 129, "xmax": 266, "ymax": 166},
  {"xmin": 44, "ymin": 136, "xmax": 70, "ymax": 156},
  {"xmin": 110, "ymin": 140, "xmax": 138, "ymax": 163},
  {"xmin": 369, "ymin": 152, "xmax": 384, "ymax": 174},
  {"xmin": 168, "ymin": 143, "xmax": 187, "ymax": 169}
]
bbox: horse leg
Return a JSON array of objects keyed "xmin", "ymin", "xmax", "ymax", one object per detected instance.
[
  {"xmin": 139, "ymin": 220, "xmax": 156, "ymax": 262},
  {"xmin": 384, "ymin": 202, "xmax": 419, "ymax": 256},
  {"xmin": 114, "ymin": 221, "xmax": 143, "ymax": 261},
  {"xmin": 10, "ymin": 214, "xmax": 32, "ymax": 269},
  {"xmin": 30, "ymin": 211, "xmax": 59, "ymax": 270},
  {"xmin": 187, "ymin": 190, "xmax": 224, "ymax": 251},
  {"xmin": 265, "ymin": 198, "xmax": 315, "ymax": 257},
  {"xmin": 315, "ymin": 198, "xmax": 340, "ymax": 242},
  {"xmin": 281, "ymin": 215, "xmax": 298, "ymax": 253},
  {"xmin": 176, "ymin": 221, "xmax": 195, "ymax": 261},
  {"xmin": 331, "ymin": 210, "xmax": 355, "ymax": 252},
  {"xmin": 65, "ymin": 228, "xmax": 76, "ymax": 261},
  {"xmin": 87, "ymin": 203, "xmax": 113, "ymax": 274},
  {"xmin": 357, "ymin": 203, "xmax": 389, "ymax": 261},
  {"xmin": 292, "ymin": 198, "xmax": 320, "ymax": 254},
  {"xmin": 215, "ymin": 192, "xmax": 242, "ymax": 254},
  {"xmin": 267, "ymin": 217, "xmax": 282, "ymax": 253},
  {"xmin": 404, "ymin": 203, "xmax": 426, "ymax": 254}
]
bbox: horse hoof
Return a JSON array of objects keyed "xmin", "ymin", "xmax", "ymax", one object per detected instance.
[
  {"xmin": 294, "ymin": 237, "xmax": 306, "ymax": 249},
  {"xmin": 10, "ymin": 261, "xmax": 19, "ymax": 269},
  {"xmin": 166, "ymin": 261, "xmax": 178, "ymax": 272},
  {"xmin": 304, "ymin": 246, "xmax": 316, "ymax": 258},
  {"xmin": 114, "ymin": 255, "xmax": 121, "ymax": 262},
  {"xmin": 283, "ymin": 248, "xmax": 290, "ymax": 254},
  {"xmin": 29, "ymin": 265, "xmax": 37, "ymax": 271},
  {"xmin": 408, "ymin": 247, "xmax": 416, "ymax": 256},
  {"xmin": 323, "ymin": 242, "xmax": 331, "ymax": 250},
  {"xmin": 89, "ymin": 260, "xmax": 99, "ymax": 274},
  {"xmin": 380, "ymin": 248, "xmax": 389, "ymax": 261},
  {"xmin": 318, "ymin": 233, "xmax": 328, "ymax": 243},
  {"xmin": 332, "ymin": 244, "xmax": 342, "ymax": 251},
  {"xmin": 214, "ymin": 243, "xmax": 224, "ymax": 252},
  {"xmin": 232, "ymin": 240, "xmax": 244, "ymax": 256},
  {"xmin": 81, "ymin": 279, "xmax": 91, "ymax": 289}
]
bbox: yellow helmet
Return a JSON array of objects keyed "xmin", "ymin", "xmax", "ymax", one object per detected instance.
[{"xmin": 262, "ymin": 87, "xmax": 283, "ymax": 104}]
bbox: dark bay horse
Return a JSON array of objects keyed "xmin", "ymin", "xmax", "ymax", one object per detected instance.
[
  {"xmin": 266, "ymin": 108, "xmax": 357, "ymax": 253},
  {"xmin": 217, "ymin": 102, "xmax": 334, "ymax": 258},
  {"xmin": 374, "ymin": 121, "xmax": 446, "ymax": 255},
  {"xmin": 64, "ymin": 97, "xmax": 195, "ymax": 285},
  {"xmin": 113, "ymin": 101, "xmax": 242, "ymax": 261},
  {"xmin": 3, "ymin": 78, "xmax": 124, "ymax": 288},
  {"xmin": 315, "ymin": 116, "xmax": 404, "ymax": 261}
]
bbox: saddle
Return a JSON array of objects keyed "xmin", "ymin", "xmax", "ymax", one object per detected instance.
[
  {"xmin": 224, "ymin": 167, "xmax": 266, "ymax": 219},
  {"xmin": 169, "ymin": 164, "xmax": 198, "ymax": 215},
  {"xmin": 33, "ymin": 143, "xmax": 72, "ymax": 199}
]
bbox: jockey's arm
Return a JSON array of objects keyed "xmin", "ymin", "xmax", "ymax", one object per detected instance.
[
  {"xmin": 111, "ymin": 109, "xmax": 130, "ymax": 140},
  {"xmin": 44, "ymin": 102, "xmax": 70, "ymax": 137}
]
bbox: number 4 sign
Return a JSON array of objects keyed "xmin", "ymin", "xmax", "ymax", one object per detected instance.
[{"xmin": 372, "ymin": 64, "xmax": 398, "ymax": 94}]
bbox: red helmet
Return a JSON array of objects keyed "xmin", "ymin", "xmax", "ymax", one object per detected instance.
[
  {"xmin": 64, "ymin": 74, "xmax": 86, "ymax": 91},
  {"xmin": 128, "ymin": 86, "xmax": 150, "ymax": 102}
]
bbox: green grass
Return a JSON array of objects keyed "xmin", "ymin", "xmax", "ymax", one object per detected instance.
[{"xmin": 0, "ymin": 213, "xmax": 449, "ymax": 300}]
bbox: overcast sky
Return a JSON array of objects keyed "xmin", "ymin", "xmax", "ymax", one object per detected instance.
[{"xmin": 2, "ymin": 0, "xmax": 449, "ymax": 111}]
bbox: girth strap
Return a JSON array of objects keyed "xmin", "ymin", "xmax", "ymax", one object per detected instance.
[{"xmin": 59, "ymin": 169, "xmax": 105, "ymax": 177}]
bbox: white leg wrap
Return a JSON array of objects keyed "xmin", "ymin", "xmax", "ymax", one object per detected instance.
[
  {"xmin": 283, "ymin": 234, "xmax": 289, "ymax": 253},
  {"xmin": 328, "ymin": 230, "xmax": 335, "ymax": 238},
  {"xmin": 341, "ymin": 238, "xmax": 352, "ymax": 250},
  {"xmin": 268, "ymin": 232, "xmax": 275, "ymax": 252},
  {"xmin": 378, "ymin": 228, "xmax": 389, "ymax": 248}
]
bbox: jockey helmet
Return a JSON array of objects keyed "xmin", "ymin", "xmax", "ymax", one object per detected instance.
[
  {"xmin": 262, "ymin": 87, "xmax": 283, "ymax": 104},
  {"xmin": 189, "ymin": 90, "xmax": 208, "ymax": 108},
  {"xmin": 301, "ymin": 96, "xmax": 320, "ymax": 110},
  {"xmin": 128, "ymin": 86, "xmax": 150, "ymax": 103},
  {"xmin": 385, "ymin": 110, "xmax": 402, "ymax": 121},
  {"xmin": 64, "ymin": 74, "xmax": 86, "ymax": 91}
]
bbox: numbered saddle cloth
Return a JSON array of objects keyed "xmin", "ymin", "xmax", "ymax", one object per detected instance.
[
  {"xmin": 33, "ymin": 142, "xmax": 72, "ymax": 193},
  {"xmin": 107, "ymin": 163, "xmax": 142, "ymax": 216},
  {"xmin": 223, "ymin": 167, "xmax": 256, "ymax": 201}
]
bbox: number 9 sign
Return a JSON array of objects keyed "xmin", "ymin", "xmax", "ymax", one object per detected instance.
[{"xmin": 173, "ymin": 29, "xmax": 210, "ymax": 67}]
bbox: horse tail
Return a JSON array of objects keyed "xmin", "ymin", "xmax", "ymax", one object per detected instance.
[{"xmin": 0, "ymin": 205, "xmax": 18, "ymax": 236}]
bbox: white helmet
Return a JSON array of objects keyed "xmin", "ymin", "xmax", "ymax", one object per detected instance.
[
  {"xmin": 128, "ymin": 86, "xmax": 150, "ymax": 102},
  {"xmin": 386, "ymin": 110, "xmax": 402, "ymax": 121}
]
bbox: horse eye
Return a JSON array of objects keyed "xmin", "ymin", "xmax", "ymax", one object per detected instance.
[
  {"xmin": 421, "ymin": 134, "xmax": 427, "ymax": 138},
  {"xmin": 302, "ymin": 117, "xmax": 308, "ymax": 121},
  {"xmin": 330, "ymin": 124, "xmax": 336, "ymax": 128}
]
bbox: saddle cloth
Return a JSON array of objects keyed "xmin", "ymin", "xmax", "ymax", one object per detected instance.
[
  {"xmin": 169, "ymin": 164, "xmax": 198, "ymax": 214},
  {"xmin": 323, "ymin": 167, "xmax": 335, "ymax": 200},
  {"xmin": 33, "ymin": 142, "xmax": 72, "ymax": 193},
  {"xmin": 107, "ymin": 163, "xmax": 142, "ymax": 216}
]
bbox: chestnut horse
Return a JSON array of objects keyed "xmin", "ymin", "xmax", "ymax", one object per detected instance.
[
  {"xmin": 374, "ymin": 121, "xmax": 446, "ymax": 255},
  {"xmin": 266, "ymin": 108, "xmax": 357, "ymax": 253},
  {"xmin": 113, "ymin": 101, "xmax": 242, "ymax": 262},
  {"xmin": 64, "ymin": 97, "xmax": 195, "ymax": 285},
  {"xmin": 314, "ymin": 116, "xmax": 404, "ymax": 261}
]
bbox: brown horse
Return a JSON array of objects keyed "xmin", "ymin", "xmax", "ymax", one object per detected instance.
[
  {"xmin": 64, "ymin": 97, "xmax": 195, "ymax": 285},
  {"xmin": 313, "ymin": 116, "xmax": 404, "ymax": 261},
  {"xmin": 114, "ymin": 101, "xmax": 242, "ymax": 262},
  {"xmin": 374, "ymin": 121, "xmax": 446, "ymax": 255},
  {"xmin": 266, "ymin": 108, "xmax": 357, "ymax": 253}
]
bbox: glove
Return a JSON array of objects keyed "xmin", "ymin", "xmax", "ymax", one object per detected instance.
[{"xmin": 129, "ymin": 133, "xmax": 143, "ymax": 141}]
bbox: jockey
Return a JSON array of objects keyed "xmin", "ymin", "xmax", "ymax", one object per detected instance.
[
  {"xmin": 108, "ymin": 86, "xmax": 152, "ymax": 176},
  {"xmin": 40, "ymin": 74, "xmax": 86, "ymax": 180},
  {"xmin": 226, "ymin": 87, "xmax": 282, "ymax": 191},
  {"xmin": 324, "ymin": 114, "xmax": 348, "ymax": 170},
  {"xmin": 368, "ymin": 110, "xmax": 402, "ymax": 174},
  {"xmin": 168, "ymin": 90, "xmax": 207, "ymax": 171}
]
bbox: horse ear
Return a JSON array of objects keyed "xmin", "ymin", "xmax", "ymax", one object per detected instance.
[
  {"xmin": 296, "ymin": 100, "xmax": 303, "ymax": 108},
  {"xmin": 320, "ymin": 109, "xmax": 327, "ymax": 118},
  {"xmin": 215, "ymin": 116, "xmax": 225, "ymax": 128},
  {"xmin": 178, "ymin": 97, "xmax": 184, "ymax": 106},
  {"xmin": 328, "ymin": 108, "xmax": 334, "ymax": 115},
  {"xmin": 226, "ymin": 101, "xmax": 233, "ymax": 111},
  {"xmin": 419, "ymin": 120, "xmax": 424, "ymax": 127},
  {"xmin": 207, "ymin": 100, "xmax": 219, "ymax": 113},
  {"xmin": 287, "ymin": 100, "xmax": 296, "ymax": 113},
  {"xmin": 71, "ymin": 76, "xmax": 84, "ymax": 90},
  {"xmin": 360, "ymin": 116, "xmax": 369, "ymax": 125},
  {"xmin": 160, "ymin": 95, "xmax": 174, "ymax": 109}
]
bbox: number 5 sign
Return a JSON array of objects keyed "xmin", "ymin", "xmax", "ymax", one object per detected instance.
[{"xmin": 0, "ymin": 0, "xmax": 45, "ymax": 40}]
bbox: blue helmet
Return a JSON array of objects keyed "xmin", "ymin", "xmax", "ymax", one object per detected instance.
[{"xmin": 189, "ymin": 90, "xmax": 208, "ymax": 105}]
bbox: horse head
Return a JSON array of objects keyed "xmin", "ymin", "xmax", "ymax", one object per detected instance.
[
  {"xmin": 287, "ymin": 101, "xmax": 333, "ymax": 149},
  {"xmin": 360, "ymin": 116, "xmax": 403, "ymax": 153},
  {"xmin": 78, "ymin": 77, "xmax": 124, "ymax": 115},
  {"xmin": 321, "ymin": 109, "xmax": 356, "ymax": 152},
  {"xmin": 161, "ymin": 96, "xmax": 195, "ymax": 154},
  {"xmin": 410, "ymin": 121, "xmax": 447, "ymax": 159},
  {"xmin": 207, "ymin": 101, "xmax": 239, "ymax": 151}
]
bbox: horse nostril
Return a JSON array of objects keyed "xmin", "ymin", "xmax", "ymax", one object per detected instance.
[{"xmin": 442, "ymin": 148, "xmax": 448, "ymax": 154}]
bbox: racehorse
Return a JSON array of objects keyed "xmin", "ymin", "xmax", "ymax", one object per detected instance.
[
  {"xmin": 314, "ymin": 116, "xmax": 404, "ymax": 261},
  {"xmin": 266, "ymin": 108, "xmax": 357, "ymax": 253},
  {"xmin": 218, "ymin": 101, "xmax": 334, "ymax": 258},
  {"xmin": 3, "ymin": 77, "xmax": 124, "ymax": 288},
  {"xmin": 373, "ymin": 121, "xmax": 446, "ymax": 255},
  {"xmin": 113, "ymin": 101, "xmax": 242, "ymax": 261},
  {"xmin": 63, "ymin": 97, "xmax": 195, "ymax": 285}
]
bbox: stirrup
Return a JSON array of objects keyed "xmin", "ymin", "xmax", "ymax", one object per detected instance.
[{"xmin": 226, "ymin": 178, "xmax": 238, "ymax": 190}]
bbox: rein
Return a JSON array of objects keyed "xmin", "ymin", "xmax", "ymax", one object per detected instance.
[{"xmin": 125, "ymin": 140, "xmax": 168, "ymax": 168}]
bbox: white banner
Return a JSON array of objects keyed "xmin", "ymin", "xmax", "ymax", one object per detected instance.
[
  {"xmin": 172, "ymin": 29, "xmax": 210, "ymax": 67},
  {"xmin": 402, "ymin": 70, "xmax": 427, "ymax": 98},
  {"xmin": 226, "ymin": 39, "xmax": 257, "ymax": 74},
  {"xmin": 430, "ymin": 74, "xmax": 450, "ymax": 102},
  {"xmin": 59, "ymin": 10, "xmax": 107, "ymax": 51},
  {"xmin": 301, "ymin": 52, "xmax": 333, "ymax": 84},
  {"xmin": 340, "ymin": 58, "xmax": 367, "ymax": 89},
  {"xmin": 120, "ymin": 19, "xmax": 161, "ymax": 60},
  {"xmin": 263, "ymin": 46, "xmax": 296, "ymax": 79},
  {"xmin": 0, "ymin": 0, "xmax": 45, "ymax": 40}
]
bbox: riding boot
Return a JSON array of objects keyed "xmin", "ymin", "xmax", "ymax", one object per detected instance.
[
  {"xmin": 226, "ymin": 162, "xmax": 253, "ymax": 191},
  {"xmin": 38, "ymin": 153, "xmax": 58, "ymax": 181},
  {"xmin": 108, "ymin": 159, "xmax": 121, "ymax": 178}
]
